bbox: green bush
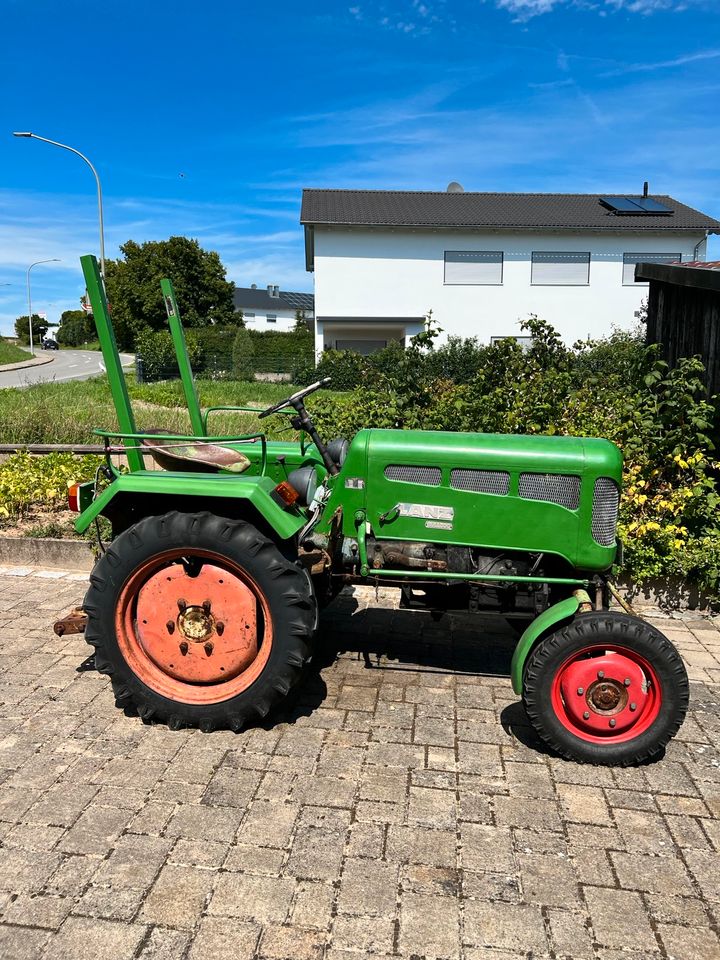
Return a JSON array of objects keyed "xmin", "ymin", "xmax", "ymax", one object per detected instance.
[
  {"xmin": 232, "ymin": 328, "xmax": 256, "ymax": 381},
  {"xmin": 0, "ymin": 452, "xmax": 102, "ymax": 521}
]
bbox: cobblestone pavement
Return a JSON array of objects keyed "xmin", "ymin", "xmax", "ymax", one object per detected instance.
[{"xmin": 0, "ymin": 565, "xmax": 719, "ymax": 960}]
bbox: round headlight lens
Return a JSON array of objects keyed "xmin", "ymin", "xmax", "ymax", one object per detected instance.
[{"xmin": 287, "ymin": 465, "xmax": 319, "ymax": 506}]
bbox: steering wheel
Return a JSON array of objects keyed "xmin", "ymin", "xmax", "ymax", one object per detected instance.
[{"xmin": 257, "ymin": 377, "xmax": 332, "ymax": 420}]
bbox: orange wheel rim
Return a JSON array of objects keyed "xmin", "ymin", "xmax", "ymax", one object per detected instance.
[{"xmin": 115, "ymin": 549, "xmax": 273, "ymax": 704}]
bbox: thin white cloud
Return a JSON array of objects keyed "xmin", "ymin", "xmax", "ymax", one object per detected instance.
[
  {"xmin": 494, "ymin": 0, "xmax": 698, "ymax": 19},
  {"xmin": 602, "ymin": 48, "xmax": 720, "ymax": 76}
]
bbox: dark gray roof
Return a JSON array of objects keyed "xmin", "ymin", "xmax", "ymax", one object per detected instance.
[
  {"xmin": 233, "ymin": 287, "xmax": 314, "ymax": 313},
  {"xmin": 301, "ymin": 189, "xmax": 720, "ymax": 233}
]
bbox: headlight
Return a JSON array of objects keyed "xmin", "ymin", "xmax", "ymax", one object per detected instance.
[{"xmin": 287, "ymin": 465, "xmax": 319, "ymax": 507}]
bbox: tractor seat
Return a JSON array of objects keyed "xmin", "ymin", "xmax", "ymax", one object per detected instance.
[{"xmin": 141, "ymin": 429, "xmax": 251, "ymax": 474}]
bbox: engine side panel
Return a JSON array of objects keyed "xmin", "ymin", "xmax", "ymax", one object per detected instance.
[{"xmin": 328, "ymin": 429, "xmax": 622, "ymax": 572}]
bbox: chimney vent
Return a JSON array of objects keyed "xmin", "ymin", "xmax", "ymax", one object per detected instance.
[
  {"xmin": 643, "ymin": 181, "xmax": 649, "ymax": 198},
  {"xmin": 251, "ymin": 283, "xmax": 257, "ymax": 289},
  {"xmin": 446, "ymin": 181, "xmax": 464, "ymax": 193}
]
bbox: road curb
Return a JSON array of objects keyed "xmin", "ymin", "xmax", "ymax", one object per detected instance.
[
  {"xmin": 0, "ymin": 355, "xmax": 54, "ymax": 373},
  {"xmin": 0, "ymin": 537, "xmax": 92, "ymax": 572}
]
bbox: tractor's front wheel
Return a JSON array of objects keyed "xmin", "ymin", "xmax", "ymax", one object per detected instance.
[
  {"xmin": 83, "ymin": 511, "xmax": 317, "ymax": 731},
  {"xmin": 523, "ymin": 611, "xmax": 688, "ymax": 765}
]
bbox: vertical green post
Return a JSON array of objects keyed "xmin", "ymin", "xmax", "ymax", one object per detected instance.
[
  {"xmin": 160, "ymin": 278, "xmax": 205, "ymax": 437},
  {"xmin": 80, "ymin": 254, "xmax": 144, "ymax": 472}
]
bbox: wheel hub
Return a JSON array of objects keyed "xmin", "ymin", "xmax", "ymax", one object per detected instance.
[
  {"xmin": 557, "ymin": 650, "xmax": 654, "ymax": 738},
  {"xmin": 177, "ymin": 604, "xmax": 215, "ymax": 642},
  {"xmin": 134, "ymin": 563, "xmax": 258, "ymax": 685}
]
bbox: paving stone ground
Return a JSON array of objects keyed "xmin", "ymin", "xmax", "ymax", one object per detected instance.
[{"xmin": 0, "ymin": 564, "xmax": 719, "ymax": 960}]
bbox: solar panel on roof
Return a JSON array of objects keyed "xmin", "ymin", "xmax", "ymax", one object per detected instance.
[
  {"xmin": 633, "ymin": 197, "xmax": 672, "ymax": 214},
  {"xmin": 600, "ymin": 196, "xmax": 673, "ymax": 216},
  {"xmin": 601, "ymin": 197, "xmax": 642, "ymax": 213}
]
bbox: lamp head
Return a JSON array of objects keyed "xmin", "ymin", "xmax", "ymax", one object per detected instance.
[{"xmin": 12, "ymin": 131, "xmax": 33, "ymax": 138}]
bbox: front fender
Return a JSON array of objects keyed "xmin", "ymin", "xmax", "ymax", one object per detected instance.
[
  {"xmin": 510, "ymin": 595, "xmax": 582, "ymax": 695},
  {"xmin": 74, "ymin": 471, "xmax": 306, "ymax": 541}
]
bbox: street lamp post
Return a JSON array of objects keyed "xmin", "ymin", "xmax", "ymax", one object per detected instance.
[
  {"xmin": 13, "ymin": 132, "xmax": 106, "ymax": 280},
  {"xmin": 27, "ymin": 259, "xmax": 60, "ymax": 356}
]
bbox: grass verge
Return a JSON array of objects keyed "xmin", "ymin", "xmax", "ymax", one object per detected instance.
[{"xmin": 0, "ymin": 340, "xmax": 32, "ymax": 365}]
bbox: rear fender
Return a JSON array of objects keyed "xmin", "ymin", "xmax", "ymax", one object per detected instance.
[
  {"xmin": 74, "ymin": 472, "xmax": 306, "ymax": 541},
  {"xmin": 510, "ymin": 595, "xmax": 585, "ymax": 695}
]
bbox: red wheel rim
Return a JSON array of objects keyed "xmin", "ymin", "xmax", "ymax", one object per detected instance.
[
  {"xmin": 550, "ymin": 644, "xmax": 662, "ymax": 744},
  {"xmin": 115, "ymin": 549, "xmax": 273, "ymax": 704}
]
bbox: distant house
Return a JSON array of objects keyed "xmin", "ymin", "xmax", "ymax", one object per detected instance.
[
  {"xmin": 301, "ymin": 187, "xmax": 720, "ymax": 356},
  {"xmin": 233, "ymin": 285, "xmax": 314, "ymax": 332}
]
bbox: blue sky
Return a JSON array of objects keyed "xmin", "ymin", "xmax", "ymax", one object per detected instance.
[{"xmin": 1, "ymin": 0, "xmax": 719, "ymax": 334}]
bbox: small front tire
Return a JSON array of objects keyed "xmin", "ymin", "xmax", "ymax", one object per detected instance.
[{"xmin": 522, "ymin": 611, "xmax": 688, "ymax": 766}]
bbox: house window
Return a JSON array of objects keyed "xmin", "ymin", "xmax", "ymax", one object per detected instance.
[
  {"xmin": 622, "ymin": 252, "xmax": 681, "ymax": 285},
  {"xmin": 444, "ymin": 251, "xmax": 503, "ymax": 285},
  {"xmin": 531, "ymin": 252, "xmax": 590, "ymax": 285},
  {"xmin": 244, "ymin": 312, "xmax": 255, "ymax": 322},
  {"xmin": 266, "ymin": 314, "xmax": 277, "ymax": 323}
]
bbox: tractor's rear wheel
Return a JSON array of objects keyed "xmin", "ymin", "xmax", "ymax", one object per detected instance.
[
  {"xmin": 83, "ymin": 511, "xmax": 317, "ymax": 731},
  {"xmin": 522, "ymin": 611, "xmax": 688, "ymax": 765}
]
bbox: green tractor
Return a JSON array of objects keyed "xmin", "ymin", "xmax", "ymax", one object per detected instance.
[{"xmin": 69, "ymin": 255, "xmax": 688, "ymax": 765}]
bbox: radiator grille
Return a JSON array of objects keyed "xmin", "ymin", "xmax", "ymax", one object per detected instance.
[
  {"xmin": 384, "ymin": 465, "xmax": 442, "ymax": 486},
  {"xmin": 519, "ymin": 473, "xmax": 581, "ymax": 510},
  {"xmin": 450, "ymin": 469, "xmax": 510, "ymax": 495},
  {"xmin": 592, "ymin": 477, "xmax": 619, "ymax": 546}
]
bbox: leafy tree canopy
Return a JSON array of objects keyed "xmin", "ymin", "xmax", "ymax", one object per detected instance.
[
  {"xmin": 104, "ymin": 237, "xmax": 238, "ymax": 349},
  {"xmin": 14, "ymin": 314, "xmax": 49, "ymax": 344},
  {"xmin": 57, "ymin": 309, "xmax": 96, "ymax": 347}
]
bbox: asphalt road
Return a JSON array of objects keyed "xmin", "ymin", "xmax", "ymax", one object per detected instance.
[{"xmin": 0, "ymin": 349, "xmax": 133, "ymax": 389}]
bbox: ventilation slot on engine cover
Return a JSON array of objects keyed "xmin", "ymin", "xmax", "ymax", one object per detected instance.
[
  {"xmin": 384, "ymin": 465, "xmax": 442, "ymax": 486},
  {"xmin": 592, "ymin": 477, "xmax": 619, "ymax": 546},
  {"xmin": 518, "ymin": 473, "xmax": 580, "ymax": 510},
  {"xmin": 450, "ymin": 469, "xmax": 510, "ymax": 495}
]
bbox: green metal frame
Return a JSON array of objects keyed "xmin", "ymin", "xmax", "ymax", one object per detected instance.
[
  {"xmin": 81, "ymin": 255, "xmax": 144, "ymax": 471},
  {"xmin": 161, "ymin": 278, "xmax": 204, "ymax": 437}
]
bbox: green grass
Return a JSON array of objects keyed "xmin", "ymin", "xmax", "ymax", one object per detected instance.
[
  {"xmin": 0, "ymin": 373, "xmax": 338, "ymax": 445},
  {"xmin": 0, "ymin": 340, "xmax": 31, "ymax": 365}
]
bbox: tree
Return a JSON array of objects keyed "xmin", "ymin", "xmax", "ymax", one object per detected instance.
[
  {"xmin": 294, "ymin": 309, "xmax": 312, "ymax": 333},
  {"xmin": 14, "ymin": 314, "xmax": 49, "ymax": 345},
  {"xmin": 104, "ymin": 237, "xmax": 237, "ymax": 350},
  {"xmin": 57, "ymin": 309, "xmax": 95, "ymax": 347}
]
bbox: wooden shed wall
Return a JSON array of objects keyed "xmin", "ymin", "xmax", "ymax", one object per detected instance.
[{"xmin": 646, "ymin": 280, "xmax": 720, "ymax": 398}]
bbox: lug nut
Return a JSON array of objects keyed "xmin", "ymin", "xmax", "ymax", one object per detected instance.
[
  {"xmin": 583, "ymin": 711, "xmax": 590, "ymax": 720},
  {"xmin": 177, "ymin": 598, "xmax": 187, "ymax": 612},
  {"xmin": 166, "ymin": 620, "xmax": 175, "ymax": 634},
  {"xmin": 630, "ymin": 702, "xmax": 637, "ymax": 712},
  {"xmin": 202, "ymin": 599, "xmax": 212, "ymax": 615},
  {"xmin": 577, "ymin": 687, "xmax": 584, "ymax": 696},
  {"xmin": 204, "ymin": 641, "xmax": 214, "ymax": 656},
  {"xmin": 624, "ymin": 678, "xmax": 631, "ymax": 686},
  {"xmin": 609, "ymin": 718, "xmax": 616, "ymax": 728},
  {"xmin": 597, "ymin": 670, "xmax": 605, "ymax": 679},
  {"xmin": 179, "ymin": 641, "xmax": 189, "ymax": 655},
  {"xmin": 216, "ymin": 621, "xmax": 225, "ymax": 636}
]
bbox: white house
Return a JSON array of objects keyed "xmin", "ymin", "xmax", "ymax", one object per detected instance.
[
  {"xmin": 300, "ymin": 187, "xmax": 720, "ymax": 355},
  {"xmin": 233, "ymin": 285, "xmax": 314, "ymax": 332}
]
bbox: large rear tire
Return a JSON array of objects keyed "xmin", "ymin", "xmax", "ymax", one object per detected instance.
[
  {"xmin": 83, "ymin": 511, "xmax": 317, "ymax": 731},
  {"xmin": 522, "ymin": 611, "xmax": 688, "ymax": 766}
]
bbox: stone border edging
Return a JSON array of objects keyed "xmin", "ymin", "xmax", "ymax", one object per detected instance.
[
  {"xmin": 0, "ymin": 354, "xmax": 54, "ymax": 373},
  {"xmin": 0, "ymin": 536, "xmax": 92, "ymax": 572}
]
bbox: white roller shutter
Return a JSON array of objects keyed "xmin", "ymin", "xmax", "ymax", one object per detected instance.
[
  {"xmin": 622, "ymin": 252, "xmax": 681, "ymax": 285},
  {"xmin": 531, "ymin": 252, "xmax": 590, "ymax": 285},
  {"xmin": 444, "ymin": 251, "xmax": 503, "ymax": 285}
]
